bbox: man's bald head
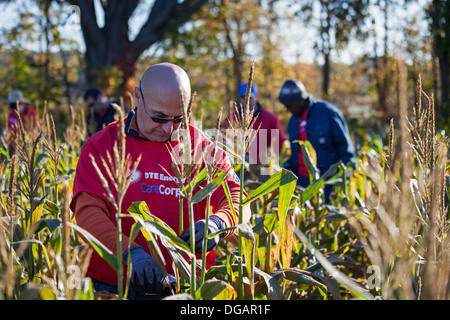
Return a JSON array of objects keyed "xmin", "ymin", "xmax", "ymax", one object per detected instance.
[
  {"xmin": 134, "ymin": 63, "xmax": 191, "ymax": 142},
  {"xmin": 140, "ymin": 62, "xmax": 191, "ymax": 109}
]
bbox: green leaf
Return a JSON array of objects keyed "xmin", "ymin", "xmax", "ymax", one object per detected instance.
[
  {"xmin": 254, "ymin": 267, "xmax": 284, "ymax": 300},
  {"xmin": 242, "ymin": 236, "xmax": 256, "ymax": 298},
  {"xmin": 165, "ymin": 242, "xmax": 195, "ymax": 284},
  {"xmin": 206, "ymin": 225, "xmax": 237, "ymax": 240},
  {"xmin": 128, "ymin": 214, "xmax": 193, "ymax": 257},
  {"xmin": 128, "ymin": 220, "xmax": 167, "ymax": 277},
  {"xmin": 191, "ymin": 169, "xmax": 230, "ymax": 204},
  {"xmin": 221, "ymin": 180, "xmax": 237, "ymax": 225},
  {"xmin": 34, "ymin": 152, "xmax": 48, "ymax": 166},
  {"xmin": 263, "ymin": 213, "xmax": 280, "ymax": 234},
  {"xmin": 13, "ymin": 239, "xmax": 52, "ymax": 276},
  {"xmin": 195, "ymin": 279, "xmax": 234, "ymax": 300},
  {"xmin": 48, "ymin": 226, "xmax": 62, "ymax": 254},
  {"xmin": 77, "ymin": 279, "xmax": 94, "ymax": 300},
  {"xmin": 30, "ymin": 218, "xmax": 61, "ymax": 235},
  {"xmin": 300, "ymin": 162, "xmax": 341, "ymax": 204},
  {"xmin": 127, "ymin": 201, "xmax": 152, "ymax": 220},
  {"xmin": 186, "ymin": 167, "xmax": 207, "ymax": 194},
  {"xmin": 276, "ymin": 269, "xmax": 326, "ymax": 287},
  {"xmin": 69, "ymin": 223, "xmax": 118, "ymax": 272},
  {"xmin": 128, "ymin": 201, "xmax": 178, "ymax": 237},
  {"xmin": 243, "ymin": 169, "xmax": 298, "ymax": 206},
  {"xmin": 277, "ymin": 168, "xmax": 298, "ymax": 225},
  {"xmin": 294, "ymin": 226, "xmax": 373, "ymax": 300},
  {"xmin": 43, "ymin": 199, "xmax": 60, "ymax": 216},
  {"xmin": 300, "ymin": 179, "xmax": 325, "ymax": 203},
  {"xmin": 300, "ymin": 140, "xmax": 319, "ymax": 181}
]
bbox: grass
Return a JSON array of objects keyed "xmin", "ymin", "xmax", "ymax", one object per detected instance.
[{"xmin": 0, "ymin": 61, "xmax": 448, "ymax": 300}]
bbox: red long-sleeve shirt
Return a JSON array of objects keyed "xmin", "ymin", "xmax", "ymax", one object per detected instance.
[{"xmin": 71, "ymin": 111, "xmax": 250, "ymax": 285}]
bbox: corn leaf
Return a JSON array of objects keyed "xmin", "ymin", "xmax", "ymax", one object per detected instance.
[
  {"xmin": 254, "ymin": 267, "xmax": 284, "ymax": 300},
  {"xmin": 277, "ymin": 169, "xmax": 297, "ymax": 222},
  {"xmin": 164, "ymin": 241, "xmax": 195, "ymax": 284},
  {"xmin": 69, "ymin": 223, "xmax": 118, "ymax": 271},
  {"xmin": 128, "ymin": 220, "xmax": 167, "ymax": 277},
  {"xmin": 30, "ymin": 218, "xmax": 60, "ymax": 234},
  {"xmin": 294, "ymin": 226, "xmax": 373, "ymax": 300},
  {"xmin": 300, "ymin": 162, "xmax": 341, "ymax": 204},
  {"xmin": 221, "ymin": 180, "xmax": 238, "ymax": 225},
  {"xmin": 242, "ymin": 236, "xmax": 255, "ymax": 298},
  {"xmin": 77, "ymin": 279, "xmax": 95, "ymax": 301},
  {"xmin": 191, "ymin": 168, "xmax": 230, "ymax": 204},
  {"xmin": 263, "ymin": 213, "xmax": 279, "ymax": 234},
  {"xmin": 43, "ymin": 199, "xmax": 60, "ymax": 216},
  {"xmin": 128, "ymin": 213, "xmax": 193, "ymax": 257},
  {"xmin": 242, "ymin": 169, "xmax": 297, "ymax": 206},
  {"xmin": 300, "ymin": 140, "xmax": 319, "ymax": 182},
  {"xmin": 128, "ymin": 201, "xmax": 178, "ymax": 236},
  {"xmin": 195, "ymin": 279, "xmax": 234, "ymax": 300}
]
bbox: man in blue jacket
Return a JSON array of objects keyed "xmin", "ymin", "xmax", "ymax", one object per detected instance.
[{"xmin": 278, "ymin": 79, "xmax": 355, "ymax": 193}]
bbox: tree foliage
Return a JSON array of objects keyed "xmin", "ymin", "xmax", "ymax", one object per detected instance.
[
  {"xmin": 0, "ymin": 0, "xmax": 447, "ymax": 129},
  {"xmin": 67, "ymin": 0, "xmax": 207, "ymax": 96},
  {"xmin": 293, "ymin": 0, "xmax": 370, "ymax": 97}
]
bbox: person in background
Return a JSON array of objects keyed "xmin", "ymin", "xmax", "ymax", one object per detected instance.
[
  {"xmin": 225, "ymin": 83, "xmax": 287, "ymax": 176},
  {"xmin": 83, "ymin": 87, "xmax": 120, "ymax": 135},
  {"xmin": 4, "ymin": 90, "xmax": 37, "ymax": 131},
  {"xmin": 71, "ymin": 63, "xmax": 251, "ymax": 299},
  {"xmin": 278, "ymin": 79, "xmax": 356, "ymax": 197}
]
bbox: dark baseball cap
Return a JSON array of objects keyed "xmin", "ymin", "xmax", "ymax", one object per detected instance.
[{"xmin": 278, "ymin": 79, "xmax": 309, "ymax": 104}]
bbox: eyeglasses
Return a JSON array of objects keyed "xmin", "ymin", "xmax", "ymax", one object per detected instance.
[{"xmin": 139, "ymin": 81, "xmax": 184, "ymax": 124}]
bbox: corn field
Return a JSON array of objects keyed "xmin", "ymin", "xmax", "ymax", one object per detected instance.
[{"xmin": 0, "ymin": 63, "xmax": 449, "ymax": 301}]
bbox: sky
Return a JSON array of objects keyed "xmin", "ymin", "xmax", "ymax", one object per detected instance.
[{"xmin": 0, "ymin": 0, "xmax": 431, "ymax": 66}]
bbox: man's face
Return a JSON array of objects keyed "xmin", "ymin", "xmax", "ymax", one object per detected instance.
[
  {"xmin": 10, "ymin": 103, "xmax": 27, "ymax": 113},
  {"xmin": 86, "ymin": 95, "xmax": 108, "ymax": 113},
  {"xmin": 239, "ymin": 95, "xmax": 257, "ymax": 110},
  {"xmin": 134, "ymin": 86, "xmax": 184, "ymax": 142},
  {"xmin": 283, "ymin": 99, "xmax": 308, "ymax": 117}
]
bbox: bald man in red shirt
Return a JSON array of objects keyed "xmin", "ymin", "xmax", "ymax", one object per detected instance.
[{"xmin": 71, "ymin": 63, "xmax": 251, "ymax": 298}]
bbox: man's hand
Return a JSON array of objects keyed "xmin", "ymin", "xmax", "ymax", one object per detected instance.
[
  {"xmin": 180, "ymin": 215, "xmax": 226, "ymax": 253},
  {"xmin": 123, "ymin": 246, "xmax": 164, "ymax": 293}
]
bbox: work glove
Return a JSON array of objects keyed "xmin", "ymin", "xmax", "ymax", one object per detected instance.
[
  {"xmin": 123, "ymin": 246, "xmax": 164, "ymax": 293},
  {"xmin": 180, "ymin": 215, "xmax": 226, "ymax": 254}
]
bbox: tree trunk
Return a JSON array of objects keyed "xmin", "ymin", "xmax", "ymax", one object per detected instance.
[
  {"xmin": 69, "ymin": 0, "xmax": 207, "ymax": 98},
  {"xmin": 322, "ymin": 51, "xmax": 330, "ymax": 99},
  {"xmin": 221, "ymin": 14, "xmax": 243, "ymax": 101},
  {"xmin": 41, "ymin": 0, "xmax": 52, "ymax": 99},
  {"xmin": 437, "ymin": 49, "xmax": 449, "ymax": 119}
]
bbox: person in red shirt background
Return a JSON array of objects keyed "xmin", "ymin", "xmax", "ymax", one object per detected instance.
[
  {"xmin": 71, "ymin": 63, "xmax": 251, "ymax": 299},
  {"xmin": 224, "ymin": 83, "xmax": 287, "ymax": 177},
  {"xmin": 4, "ymin": 90, "xmax": 37, "ymax": 131}
]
